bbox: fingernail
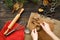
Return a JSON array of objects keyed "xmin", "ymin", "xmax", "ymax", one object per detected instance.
[{"xmin": 42, "ymin": 23, "xmax": 45, "ymax": 26}]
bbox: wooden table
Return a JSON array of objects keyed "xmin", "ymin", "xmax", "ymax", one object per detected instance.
[{"xmin": 0, "ymin": 0, "xmax": 60, "ymax": 40}]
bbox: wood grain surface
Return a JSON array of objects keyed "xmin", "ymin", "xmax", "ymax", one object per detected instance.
[{"xmin": 0, "ymin": 0, "xmax": 60, "ymax": 40}]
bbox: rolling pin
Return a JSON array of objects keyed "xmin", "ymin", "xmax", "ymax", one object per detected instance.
[{"xmin": 4, "ymin": 8, "xmax": 24, "ymax": 35}]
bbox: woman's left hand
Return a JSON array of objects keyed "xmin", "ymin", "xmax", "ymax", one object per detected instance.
[{"xmin": 31, "ymin": 28, "xmax": 38, "ymax": 40}]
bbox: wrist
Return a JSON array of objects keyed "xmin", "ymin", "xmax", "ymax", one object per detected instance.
[
  {"xmin": 33, "ymin": 38, "xmax": 38, "ymax": 40},
  {"xmin": 47, "ymin": 31, "xmax": 59, "ymax": 40},
  {"xmin": 45, "ymin": 30, "xmax": 52, "ymax": 35},
  {"xmin": 33, "ymin": 39, "xmax": 38, "ymax": 40}
]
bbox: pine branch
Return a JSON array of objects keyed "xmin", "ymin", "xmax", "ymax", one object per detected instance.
[{"xmin": 5, "ymin": 0, "xmax": 13, "ymax": 9}]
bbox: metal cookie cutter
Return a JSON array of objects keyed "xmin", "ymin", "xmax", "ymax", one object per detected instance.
[
  {"xmin": 25, "ymin": 27, "xmax": 31, "ymax": 34},
  {"xmin": 50, "ymin": 7, "xmax": 55, "ymax": 12},
  {"xmin": 24, "ymin": 23, "xmax": 31, "ymax": 34}
]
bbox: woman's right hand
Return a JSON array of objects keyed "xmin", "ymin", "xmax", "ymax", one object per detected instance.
[
  {"xmin": 40, "ymin": 22, "xmax": 52, "ymax": 34},
  {"xmin": 40, "ymin": 22, "xmax": 60, "ymax": 40}
]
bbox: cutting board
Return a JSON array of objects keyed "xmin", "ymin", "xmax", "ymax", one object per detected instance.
[{"xmin": 27, "ymin": 12, "xmax": 55, "ymax": 40}]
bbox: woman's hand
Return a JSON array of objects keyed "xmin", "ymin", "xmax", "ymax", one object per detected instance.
[
  {"xmin": 40, "ymin": 22, "xmax": 52, "ymax": 34},
  {"xmin": 31, "ymin": 28, "xmax": 38, "ymax": 40},
  {"xmin": 40, "ymin": 22, "xmax": 60, "ymax": 40}
]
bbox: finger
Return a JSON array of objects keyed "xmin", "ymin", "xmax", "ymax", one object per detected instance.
[
  {"xmin": 31, "ymin": 30, "xmax": 34, "ymax": 35},
  {"xmin": 31, "ymin": 29, "xmax": 35, "ymax": 34},
  {"xmin": 40, "ymin": 23, "xmax": 44, "ymax": 27},
  {"xmin": 43, "ymin": 22, "xmax": 48, "ymax": 25},
  {"xmin": 40, "ymin": 23, "xmax": 45, "ymax": 29},
  {"xmin": 34, "ymin": 28, "xmax": 37, "ymax": 33},
  {"xmin": 44, "ymin": 22, "xmax": 50, "ymax": 27}
]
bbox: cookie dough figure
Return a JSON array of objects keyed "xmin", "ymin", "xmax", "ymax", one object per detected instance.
[{"xmin": 43, "ymin": 0, "xmax": 49, "ymax": 6}]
